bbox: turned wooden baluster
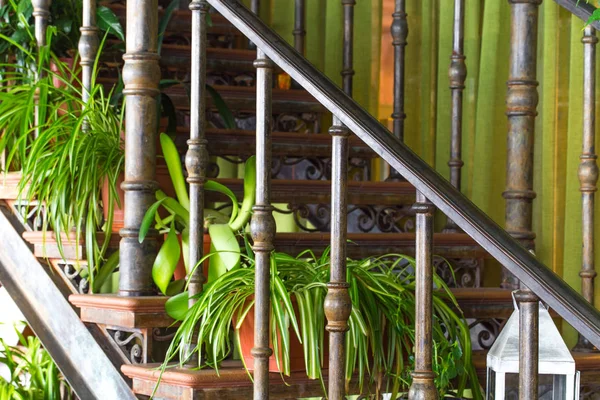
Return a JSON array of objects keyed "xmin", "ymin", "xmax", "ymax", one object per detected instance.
[
  {"xmin": 31, "ymin": 0, "xmax": 51, "ymax": 138},
  {"xmin": 118, "ymin": 0, "xmax": 161, "ymax": 296},
  {"xmin": 502, "ymin": 0, "xmax": 541, "ymax": 290},
  {"xmin": 293, "ymin": 0, "xmax": 306, "ymax": 55},
  {"xmin": 408, "ymin": 192, "xmax": 438, "ymax": 399},
  {"xmin": 325, "ymin": 2, "xmax": 354, "ymax": 399},
  {"xmin": 183, "ymin": 0, "xmax": 209, "ymax": 362},
  {"xmin": 387, "ymin": 0, "xmax": 407, "ymax": 180},
  {"xmin": 251, "ymin": 49, "xmax": 276, "ymax": 400},
  {"xmin": 575, "ymin": 26, "xmax": 599, "ymax": 351},
  {"xmin": 79, "ymin": 0, "xmax": 98, "ymax": 104},
  {"xmin": 444, "ymin": 0, "xmax": 466, "ymax": 232},
  {"xmin": 516, "ymin": 289, "xmax": 539, "ymax": 399}
]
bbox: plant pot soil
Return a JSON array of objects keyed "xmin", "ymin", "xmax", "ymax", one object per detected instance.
[{"xmin": 238, "ymin": 297, "xmax": 328, "ymax": 373}]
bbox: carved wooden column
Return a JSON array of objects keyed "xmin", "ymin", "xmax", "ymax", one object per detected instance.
[
  {"xmin": 515, "ymin": 289, "xmax": 539, "ymax": 399},
  {"xmin": 293, "ymin": 0, "xmax": 306, "ymax": 55},
  {"xmin": 444, "ymin": 0, "xmax": 466, "ymax": 232},
  {"xmin": 325, "ymin": 2, "xmax": 354, "ymax": 399},
  {"xmin": 31, "ymin": 0, "xmax": 50, "ymax": 138},
  {"xmin": 502, "ymin": 0, "xmax": 541, "ymax": 290},
  {"xmin": 79, "ymin": 0, "xmax": 99, "ymax": 104},
  {"xmin": 408, "ymin": 192, "xmax": 438, "ymax": 400},
  {"xmin": 118, "ymin": 0, "xmax": 161, "ymax": 296},
  {"xmin": 576, "ymin": 26, "xmax": 598, "ymax": 351},
  {"xmin": 186, "ymin": 0, "xmax": 209, "ymax": 309},
  {"xmin": 251, "ymin": 49, "xmax": 276, "ymax": 400},
  {"xmin": 387, "ymin": 0, "xmax": 408, "ymax": 180}
]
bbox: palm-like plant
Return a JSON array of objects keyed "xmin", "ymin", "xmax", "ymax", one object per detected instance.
[
  {"xmin": 0, "ymin": 329, "xmax": 72, "ymax": 399},
  {"xmin": 161, "ymin": 248, "xmax": 483, "ymax": 399}
]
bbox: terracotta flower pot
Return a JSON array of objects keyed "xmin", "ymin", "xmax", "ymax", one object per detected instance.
[{"xmin": 237, "ymin": 297, "xmax": 328, "ymax": 373}]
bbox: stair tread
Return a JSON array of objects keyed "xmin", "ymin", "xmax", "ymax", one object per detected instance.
[
  {"xmin": 211, "ymin": 178, "xmax": 414, "ymax": 205},
  {"xmin": 191, "ymin": 128, "xmax": 377, "ymax": 158}
]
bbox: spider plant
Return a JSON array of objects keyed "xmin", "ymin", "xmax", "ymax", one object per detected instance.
[
  {"xmin": 139, "ymin": 133, "xmax": 256, "ymax": 295},
  {"xmin": 160, "ymin": 248, "xmax": 483, "ymax": 399},
  {"xmin": 0, "ymin": 31, "xmax": 125, "ymax": 292},
  {"xmin": 0, "ymin": 327, "xmax": 72, "ymax": 399}
]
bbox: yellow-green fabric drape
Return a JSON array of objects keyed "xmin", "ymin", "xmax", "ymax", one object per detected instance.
[
  {"xmin": 242, "ymin": 1, "xmax": 597, "ymax": 344},
  {"xmin": 393, "ymin": 1, "xmax": 598, "ymax": 345}
]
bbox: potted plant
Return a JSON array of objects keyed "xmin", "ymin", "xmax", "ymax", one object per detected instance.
[
  {"xmin": 159, "ymin": 247, "xmax": 483, "ymax": 399},
  {"xmin": 139, "ymin": 133, "xmax": 256, "ymax": 295},
  {"xmin": 0, "ymin": 327, "xmax": 73, "ymax": 398}
]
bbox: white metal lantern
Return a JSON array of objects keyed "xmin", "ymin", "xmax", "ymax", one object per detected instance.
[{"xmin": 486, "ymin": 299, "xmax": 580, "ymax": 399}]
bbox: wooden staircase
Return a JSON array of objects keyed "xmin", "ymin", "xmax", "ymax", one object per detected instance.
[{"xmin": 2, "ymin": 0, "xmax": 600, "ymax": 398}]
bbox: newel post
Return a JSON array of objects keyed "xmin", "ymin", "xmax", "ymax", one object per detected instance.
[{"xmin": 118, "ymin": 0, "xmax": 161, "ymax": 296}]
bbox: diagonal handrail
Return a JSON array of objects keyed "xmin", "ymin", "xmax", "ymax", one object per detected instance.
[
  {"xmin": 0, "ymin": 206, "xmax": 136, "ymax": 400},
  {"xmin": 554, "ymin": 0, "xmax": 600, "ymax": 30},
  {"xmin": 207, "ymin": 0, "xmax": 600, "ymax": 349}
]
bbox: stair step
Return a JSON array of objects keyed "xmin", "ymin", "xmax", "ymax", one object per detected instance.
[
  {"xmin": 109, "ymin": 4, "xmax": 241, "ymax": 41},
  {"xmin": 274, "ymin": 232, "xmax": 485, "ymax": 259},
  {"xmin": 178, "ymin": 128, "xmax": 377, "ymax": 158},
  {"xmin": 69, "ymin": 294, "xmax": 174, "ymax": 328},
  {"xmin": 122, "ymin": 362, "xmax": 373, "ymax": 399},
  {"xmin": 211, "ymin": 178, "xmax": 414, "ymax": 206},
  {"xmin": 103, "ymin": 46, "xmax": 263, "ymax": 74},
  {"xmin": 0, "ymin": 172, "xmax": 25, "ymax": 199},
  {"xmin": 23, "ymin": 231, "xmax": 484, "ymax": 260}
]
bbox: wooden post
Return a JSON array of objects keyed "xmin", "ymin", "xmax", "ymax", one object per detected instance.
[
  {"xmin": 502, "ymin": 0, "xmax": 542, "ymax": 290},
  {"xmin": 118, "ymin": 0, "xmax": 161, "ymax": 296}
]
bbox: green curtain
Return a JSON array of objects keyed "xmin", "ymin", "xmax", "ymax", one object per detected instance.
[
  {"xmin": 394, "ymin": 0, "xmax": 598, "ymax": 345},
  {"xmin": 241, "ymin": 1, "xmax": 597, "ymax": 343}
]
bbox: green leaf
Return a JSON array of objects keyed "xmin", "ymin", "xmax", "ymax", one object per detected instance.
[
  {"xmin": 206, "ymin": 84, "xmax": 236, "ymax": 129},
  {"xmin": 160, "ymin": 133, "xmax": 189, "ymax": 210},
  {"xmin": 157, "ymin": 0, "xmax": 179, "ymax": 54},
  {"xmin": 139, "ymin": 198, "xmax": 167, "ymax": 243},
  {"xmin": 166, "ymin": 279, "xmax": 186, "ymax": 296},
  {"xmin": 92, "ymin": 251, "xmax": 119, "ymax": 293},
  {"xmin": 165, "ymin": 291, "xmax": 189, "ymax": 320},
  {"xmin": 152, "ymin": 222, "xmax": 181, "ymax": 295},
  {"xmin": 229, "ymin": 156, "xmax": 256, "ymax": 231},
  {"xmin": 97, "ymin": 6, "xmax": 125, "ymax": 41},
  {"xmin": 208, "ymin": 223, "xmax": 240, "ymax": 272},
  {"xmin": 205, "ymin": 180, "xmax": 239, "ymax": 224},
  {"xmin": 587, "ymin": 8, "xmax": 600, "ymax": 25}
]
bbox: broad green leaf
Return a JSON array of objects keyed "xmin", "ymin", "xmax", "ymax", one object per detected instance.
[
  {"xmin": 160, "ymin": 133, "xmax": 189, "ymax": 210},
  {"xmin": 152, "ymin": 223, "xmax": 181, "ymax": 295},
  {"xmin": 205, "ymin": 180, "xmax": 239, "ymax": 224},
  {"xmin": 165, "ymin": 291, "xmax": 189, "ymax": 321},
  {"xmin": 139, "ymin": 198, "xmax": 167, "ymax": 243},
  {"xmin": 229, "ymin": 155, "xmax": 256, "ymax": 231},
  {"xmin": 96, "ymin": 6, "xmax": 125, "ymax": 41},
  {"xmin": 206, "ymin": 84, "xmax": 236, "ymax": 129},
  {"xmin": 207, "ymin": 242, "xmax": 228, "ymax": 283},
  {"xmin": 166, "ymin": 279, "xmax": 186, "ymax": 296},
  {"xmin": 92, "ymin": 251, "xmax": 119, "ymax": 293},
  {"xmin": 208, "ymin": 224, "xmax": 240, "ymax": 272}
]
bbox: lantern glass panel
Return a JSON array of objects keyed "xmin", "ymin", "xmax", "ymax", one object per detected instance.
[{"xmin": 486, "ymin": 370, "xmax": 579, "ymax": 399}]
